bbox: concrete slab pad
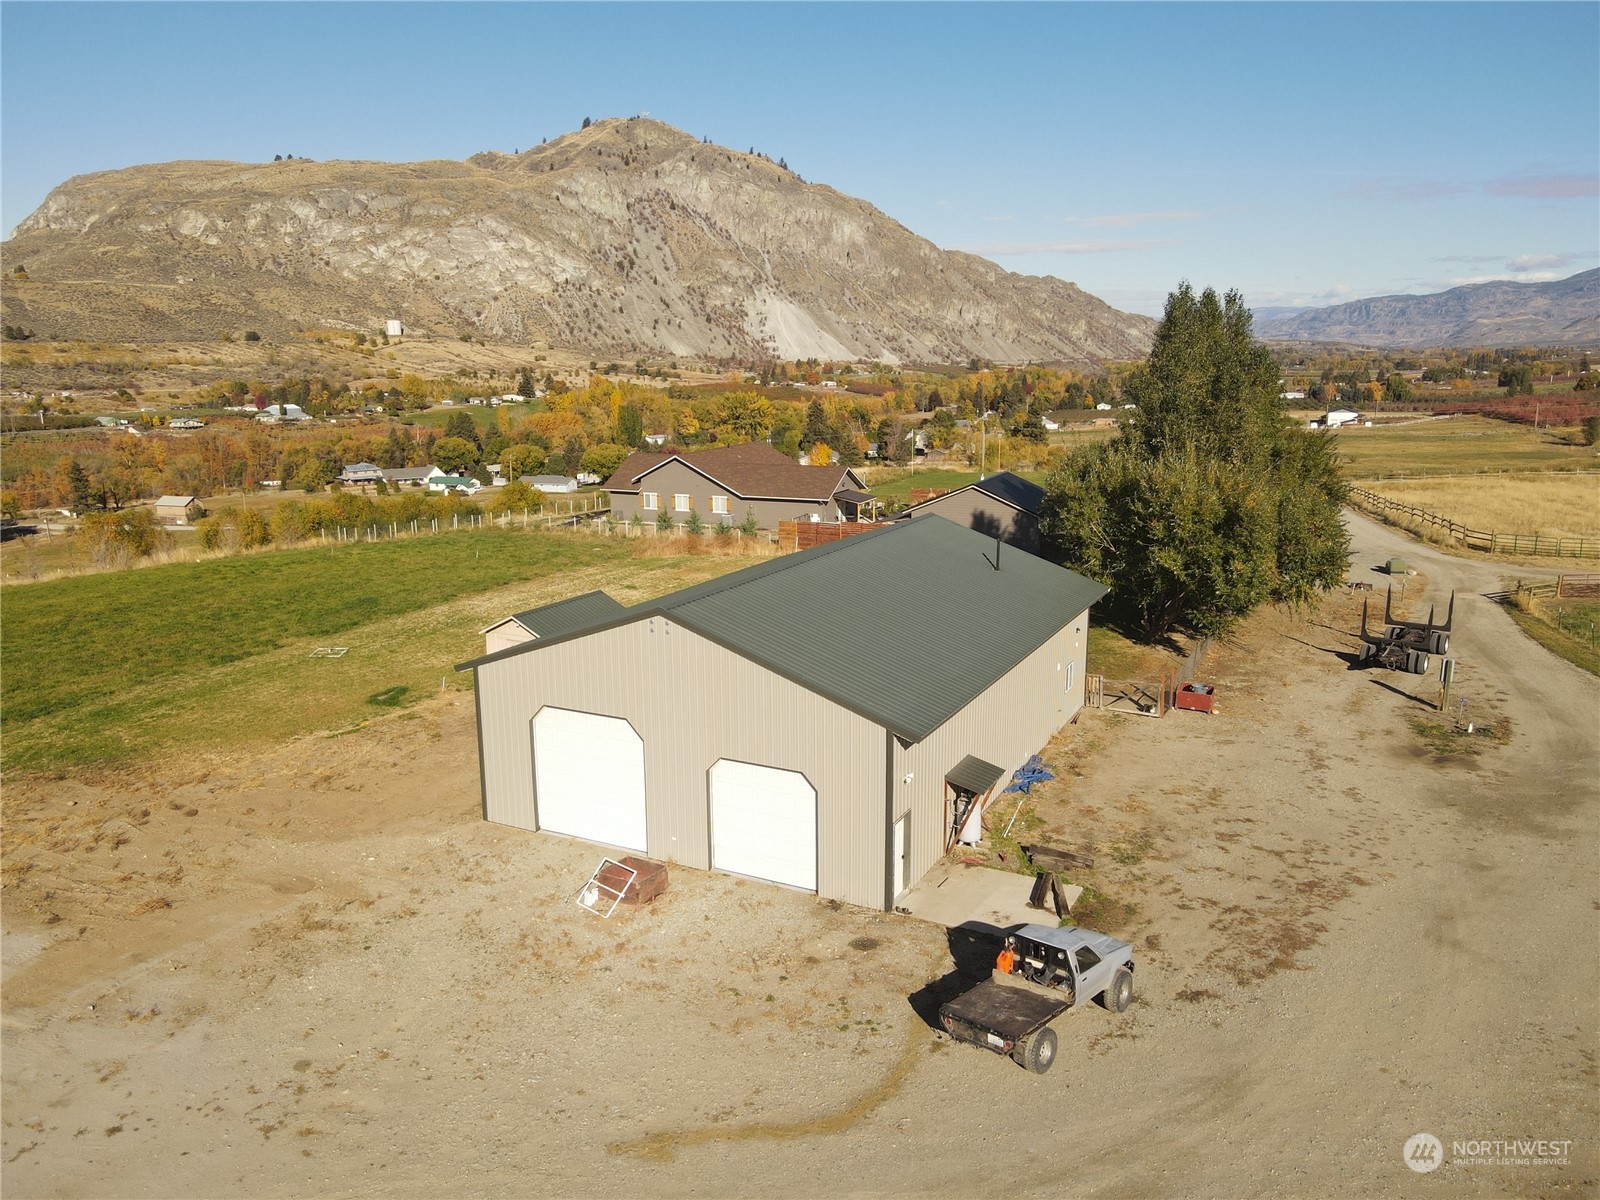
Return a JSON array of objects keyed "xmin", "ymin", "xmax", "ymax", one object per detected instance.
[{"xmin": 898, "ymin": 861, "xmax": 1080, "ymax": 929}]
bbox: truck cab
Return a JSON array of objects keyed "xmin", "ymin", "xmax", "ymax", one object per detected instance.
[{"xmin": 1004, "ymin": 923, "xmax": 1134, "ymax": 1010}]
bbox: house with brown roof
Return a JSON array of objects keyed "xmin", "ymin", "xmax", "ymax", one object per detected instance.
[{"xmin": 603, "ymin": 443, "xmax": 867, "ymax": 529}]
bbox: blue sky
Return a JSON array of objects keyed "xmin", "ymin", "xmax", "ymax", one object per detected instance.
[{"xmin": 2, "ymin": 1, "xmax": 1595, "ymax": 316}]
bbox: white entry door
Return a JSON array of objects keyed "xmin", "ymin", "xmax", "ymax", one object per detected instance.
[
  {"xmin": 532, "ymin": 707, "xmax": 646, "ymax": 852},
  {"xmin": 709, "ymin": 760, "xmax": 816, "ymax": 891},
  {"xmin": 893, "ymin": 814, "xmax": 910, "ymax": 896}
]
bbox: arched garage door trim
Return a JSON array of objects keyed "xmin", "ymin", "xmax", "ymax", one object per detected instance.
[
  {"xmin": 708, "ymin": 759, "xmax": 817, "ymax": 892},
  {"xmin": 531, "ymin": 706, "xmax": 647, "ymax": 852}
]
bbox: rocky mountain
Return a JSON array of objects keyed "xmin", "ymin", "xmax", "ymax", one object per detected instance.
[
  {"xmin": 1, "ymin": 118, "xmax": 1154, "ymax": 365},
  {"xmin": 1255, "ymin": 270, "xmax": 1600, "ymax": 348}
]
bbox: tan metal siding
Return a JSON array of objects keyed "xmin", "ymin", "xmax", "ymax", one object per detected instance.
[
  {"xmin": 915, "ymin": 492, "xmax": 1041, "ymax": 553},
  {"xmin": 483, "ymin": 622, "xmax": 536, "ymax": 657},
  {"xmin": 474, "ymin": 617, "xmax": 888, "ymax": 908},
  {"xmin": 890, "ymin": 612, "xmax": 1091, "ymax": 893}
]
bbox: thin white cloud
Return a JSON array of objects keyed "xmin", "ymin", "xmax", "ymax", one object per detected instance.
[
  {"xmin": 981, "ymin": 213, "xmax": 1015, "ymax": 223},
  {"xmin": 1440, "ymin": 272, "xmax": 1563, "ymax": 287},
  {"xmin": 958, "ymin": 239, "xmax": 1173, "ymax": 256},
  {"xmin": 1062, "ymin": 210, "xmax": 1202, "ymax": 228},
  {"xmin": 1347, "ymin": 173, "xmax": 1598, "ymax": 202},
  {"xmin": 1435, "ymin": 253, "xmax": 1501, "ymax": 265},
  {"xmin": 1485, "ymin": 174, "xmax": 1598, "ymax": 199},
  {"xmin": 1314, "ymin": 284, "xmax": 1354, "ymax": 301},
  {"xmin": 1344, "ymin": 178, "xmax": 1474, "ymax": 202},
  {"xmin": 1507, "ymin": 252, "xmax": 1582, "ymax": 271}
]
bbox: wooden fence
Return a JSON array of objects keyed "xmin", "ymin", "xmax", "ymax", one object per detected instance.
[
  {"xmin": 1348, "ymin": 487, "xmax": 1599, "ymax": 559},
  {"xmin": 776, "ymin": 520, "xmax": 878, "ymax": 553},
  {"xmin": 1513, "ymin": 575, "xmax": 1600, "ymax": 649},
  {"xmin": 1515, "ymin": 573, "xmax": 1600, "ymax": 601}
]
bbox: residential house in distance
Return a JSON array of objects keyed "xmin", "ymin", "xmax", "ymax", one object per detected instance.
[
  {"xmin": 256, "ymin": 403, "xmax": 310, "ymax": 423},
  {"xmin": 1321, "ymin": 409, "xmax": 1363, "ymax": 428},
  {"xmin": 429, "ymin": 474, "xmax": 481, "ymax": 495},
  {"xmin": 897, "ymin": 470, "xmax": 1047, "ymax": 553},
  {"xmin": 383, "ymin": 465, "xmax": 445, "ymax": 489},
  {"xmin": 154, "ymin": 496, "xmax": 203, "ymax": 524},
  {"xmin": 603, "ymin": 442, "xmax": 866, "ymax": 529},
  {"xmin": 523, "ymin": 475, "xmax": 579, "ymax": 494},
  {"xmin": 169, "ymin": 417, "xmax": 205, "ymax": 430},
  {"xmin": 338, "ymin": 462, "xmax": 385, "ymax": 487},
  {"xmin": 459, "ymin": 516, "xmax": 1108, "ymax": 910}
]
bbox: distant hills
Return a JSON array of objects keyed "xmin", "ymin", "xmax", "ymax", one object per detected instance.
[
  {"xmin": 0, "ymin": 117, "xmax": 1155, "ymax": 365},
  {"xmin": 1254, "ymin": 269, "xmax": 1599, "ymax": 348}
]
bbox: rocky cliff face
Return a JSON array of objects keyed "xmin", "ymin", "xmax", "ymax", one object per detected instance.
[
  {"xmin": 2, "ymin": 118, "xmax": 1154, "ymax": 364},
  {"xmin": 1254, "ymin": 270, "xmax": 1600, "ymax": 348}
]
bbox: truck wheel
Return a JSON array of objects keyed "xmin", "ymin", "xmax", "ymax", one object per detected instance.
[
  {"xmin": 1016, "ymin": 1027, "xmax": 1057, "ymax": 1074},
  {"xmin": 1103, "ymin": 966, "xmax": 1133, "ymax": 1013}
]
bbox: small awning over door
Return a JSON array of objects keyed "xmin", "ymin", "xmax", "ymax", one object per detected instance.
[{"xmin": 946, "ymin": 755, "xmax": 1005, "ymax": 797}]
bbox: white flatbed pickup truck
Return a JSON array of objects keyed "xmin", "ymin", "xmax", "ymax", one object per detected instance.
[{"xmin": 937, "ymin": 924, "xmax": 1135, "ymax": 1073}]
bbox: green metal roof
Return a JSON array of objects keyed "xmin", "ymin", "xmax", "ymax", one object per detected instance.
[
  {"xmin": 460, "ymin": 515, "xmax": 1107, "ymax": 743},
  {"xmin": 513, "ymin": 590, "xmax": 627, "ymax": 640},
  {"xmin": 946, "ymin": 755, "xmax": 1006, "ymax": 796}
]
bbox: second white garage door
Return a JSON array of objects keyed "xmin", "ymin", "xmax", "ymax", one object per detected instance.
[
  {"xmin": 709, "ymin": 760, "xmax": 816, "ymax": 891},
  {"xmin": 532, "ymin": 707, "xmax": 647, "ymax": 852}
]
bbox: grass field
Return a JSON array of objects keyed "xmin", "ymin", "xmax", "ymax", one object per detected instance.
[
  {"xmin": 403, "ymin": 401, "xmax": 541, "ymax": 433},
  {"xmin": 1335, "ymin": 416, "xmax": 1596, "ymax": 479},
  {"xmin": 863, "ymin": 465, "xmax": 1048, "ymax": 507},
  {"xmin": 0, "ymin": 530, "xmax": 753, "ymax": 774},
  {"xmin": 1503, "ymin": 597, "xmax": 1600, "ymax": 678},
  {"xmin": 1363, "ymin": 475, "xmax": 1600, "ymax": 541}
]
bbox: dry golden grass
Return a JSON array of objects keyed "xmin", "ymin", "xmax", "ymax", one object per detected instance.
[
  {"xmin": 629, "ymin": 531, "xmax": 778, "ymax": 560},
  {"xmin": 1364, "ymin": 474, "xmax": 1600, "ymax": 540}
]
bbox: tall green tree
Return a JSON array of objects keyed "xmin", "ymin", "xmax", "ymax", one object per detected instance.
[
  {"xmin": 614, "ymin": 404, "xmax": 645, "ymax": 448},
  {"xmin": 801, "ymin": 400, "xmax": 831, "ymax": 450},
  {"xmin": 1041, "ymin": 283, "xmax": 1348, "ymax": 640},
  {"xmin": 1498, "ymin": 365, "xmax": 1535, "ymax": 396},
  {"xmin": 432, "ymin": 436, "xmax": 478, "ymax": 476},
  {"xmin": 1121, "ymin": 284, "xmax": 1281, "ymax": 465},
  {"xmin": 1382, "ymin": 372, "xmax": 1414, "ymax": 407},
  {"xmin": 65, "ymin": 458, "xmax": 97, "ymax": 515},
  {"xmin": 443, "ymin": 410, "xmax": 482, "ymax": 448}
]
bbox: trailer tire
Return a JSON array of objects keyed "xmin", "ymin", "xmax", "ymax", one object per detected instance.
[
  {"xmin": 1103, "ymin": 966, "xmax": 1134, "ymax": 1014},
  {"xmin": 1016, "ymin": 1026, "xmax": 1057, "ymax": 1074}
]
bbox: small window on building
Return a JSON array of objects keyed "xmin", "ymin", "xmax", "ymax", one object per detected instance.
[
  {"xmin": 711, "ymin": 495, "xmax": 730, "ymax": 515},
  {"xmin": 1064, "ymin": 663, "xmax": 1075, "ymax": 693},
  {"xmin": 673, "ymin": 493, "xmax": 691, "ymax": 513},
  {"xmin": 641, "ymin": 491, "xmax": 659, "ymax": 511}
]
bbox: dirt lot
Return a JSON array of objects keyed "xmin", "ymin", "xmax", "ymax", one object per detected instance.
[{"xmin": 3, "ymin": 509, "xmax": 1596, "ymax": 1198}]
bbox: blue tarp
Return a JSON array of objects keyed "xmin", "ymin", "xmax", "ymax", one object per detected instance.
[{"xmin": 1003, "ymin": 754, "xmax": 1054, "ymax": 794}]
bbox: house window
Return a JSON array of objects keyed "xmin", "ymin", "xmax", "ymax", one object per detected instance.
[
  {"xmin": 711, "ymin": 495, "xmax": 730, "ymax": 515},
  {"xmin": 641, "ymin": 492, "xmax": 659, "ymax": 511},
  {"xmin": 1064, "ymin": 663, "xmax": 1076, "ymax": 694},
  {"xmin": 673, "ymin": 493, "xmax": 691, "ymax": 513}
]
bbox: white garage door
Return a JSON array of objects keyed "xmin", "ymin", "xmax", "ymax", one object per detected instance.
[
  {"xmin": 709, "ymin": 760, "xmax": 816, "ymax": 891},
  {"xmin": 532, "ymin": 707, "xmax": 646, "ymax": 852}
]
